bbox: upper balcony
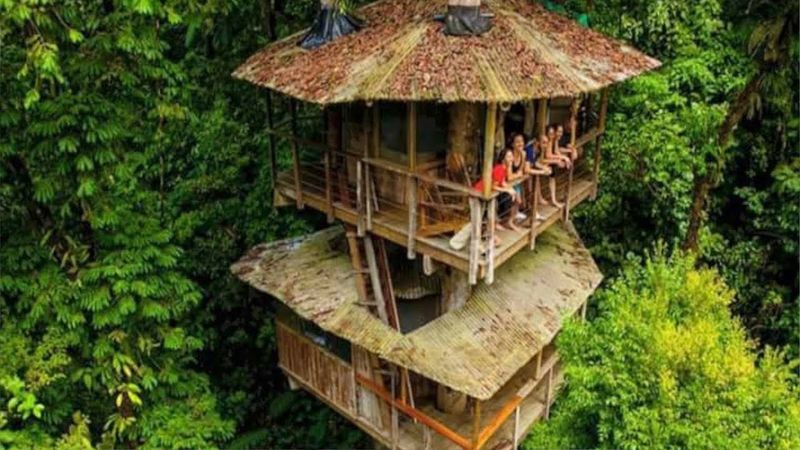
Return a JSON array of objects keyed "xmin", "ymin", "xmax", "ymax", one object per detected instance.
[{"xmin": 267, "ymin": 93, "xmax": 609, "ymax": 284}]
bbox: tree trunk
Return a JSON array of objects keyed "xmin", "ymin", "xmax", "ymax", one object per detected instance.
[
  {"xmin": 683, "ymin": 72, "xmax": 765, "ymax": 251},
  {"xmin": 447, "ymin": 102, "xmax": 481, "ymax": 179}
]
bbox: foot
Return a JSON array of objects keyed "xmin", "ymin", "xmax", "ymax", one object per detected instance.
[
  {"xmin": 516, "ymin": 212, "xmax": 527, "ymax": 221},
  {"xmin": 508, "ymin": 222, "xmax": 523, "ymax": 233},
  {"xmin": 496, "ymin": 222, "xmax": 508, "ymax": 231},
  {"xmin": 536, "ymin": 212, "xmax": 545, "ymax": 221},
  {"xmin": 538, "ymin": 197, "xmax": 551, "ymax": 206},
  {"xmin": 553, "ymin": 200, "xmax": 564, "ymax": 209}
]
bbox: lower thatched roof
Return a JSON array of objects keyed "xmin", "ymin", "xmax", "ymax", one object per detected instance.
[
  {"xmin": 232, "ymin": 0, "xmax": 660, "ymax": 104},
  {"xmin": 231, "ymin": 224, "xmax": 602, "ymax": 400}
]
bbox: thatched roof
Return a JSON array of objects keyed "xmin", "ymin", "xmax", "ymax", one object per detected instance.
[
  {"xmin": 232, "ymin": 0, "xmax": 660, "ymax": 104},
  {"xmin": 231, "ymin": 223, "xmax": 602, "ymax": 400}
]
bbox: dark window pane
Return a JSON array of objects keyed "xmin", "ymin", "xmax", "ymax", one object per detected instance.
[{"xmin": 416, "ymin": 102, "xmax": 448, "ymax": 160}]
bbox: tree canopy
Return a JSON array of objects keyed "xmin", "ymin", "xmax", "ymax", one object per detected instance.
[{"xmin": 1, "ymin": 0, "xmax": 797, "ymax": 448}]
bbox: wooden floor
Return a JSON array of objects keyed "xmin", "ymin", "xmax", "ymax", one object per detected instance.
[{"xmin": 276, "ymin": 162, "xmax": 595, "ymax": 279}]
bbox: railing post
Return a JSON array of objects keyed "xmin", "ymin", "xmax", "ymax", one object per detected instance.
[
  {"xmin": 365, "ymin": 162, "xmax": 373, "ymax": 231},
  {"xmin": 544, "ymin": 368, "xmax": 554, "ymax": 419},
  {"xmin": 564, "ymin": 165, "xmax": 574, "ymax": 222},
  {"xmin": 472, "ymin": 399, "xmax": 482, "ymax": 450},
  {"xmin": 592, "ymin": 134, "xmax": 603, "ymax": 200},
  {"xmin": 486, "ymin": 196, "xmax": 496, "ymax": 284},
  {"xmin": 512, "ymin": 405, "xmax": 520, "ymax": 449},
  {"xmin": 529, "ymin": 175, "xmax": 540, "ymax": 250},
  {"xmin": 289, "ymin": 100, "xmax": 304, "ymax": 209},
  {"xmin": 468, "ymin": 197, "xmax": 482, "ymax": 285},
  {"xmin": 564, "ymin": 96, "xmax": 579, "ymax": 222},
  {"xmin": 356, "ymin": 160, "xmax": 365, "ymax": 236},
  {"xmin": 407, "ymin": 175, "xmax": 417, "ymax": 259},
  {"xmin": 324, "ymin": 150, "xmax": 334, "ymax": 222}
]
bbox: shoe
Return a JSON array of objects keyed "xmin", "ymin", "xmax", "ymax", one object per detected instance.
[
  {"xmin": 516, "ymin": 212, "xmax": 527, "ymax": 221},
  {"xmin": 536, "ymin": 213, "xmax": 545, "ymax": 221}
]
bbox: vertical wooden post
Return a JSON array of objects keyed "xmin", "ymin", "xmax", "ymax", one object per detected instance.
[
  {"xmin": 356, "ymin": 161, "xmax": 365, "ymax": 236},
  {"xmin": 364, "ymin": 236, "xmax": 389, "ymax": 325},
  {"xmin": 266, "ymin": 91, "xmax": 277, "ymax": 192},
  {"xmin": 407, "ymin": 102, "xmax": 417, "ymax": 171},
  {"xmin": 364, "ymin": 106, "xmax": 373, "ymax": 231},
  {"xmin": 289, "ymin": 100, "xmax": 304, "ymax": 209},
  {"xmin": 468, "ymin": 197, "xmax": 482, "ymax": 285},
  {"xmin": 598, "ymin": 88, "xmax": 609, "ymax": 132},
  {"xmin": 581, "ymin": 301, "xmax": 588, "ymax": 321},
  {"xmin": 523, "ymin": 100, "xmax": 535, "ymax": 137},
  {"xmin": 486, "ymin": 196, "xmax": 496, "ymax": 284},
  {"xmin": 592, "ymin": 134, "xmax": 603, "ymax": 200},
  {"xmin": 482, "ymin": 103, "xmax": 498, "ymax": 198},
  {"xmin": 324, "ymin": 150, "xmax": 334, "ymax": 222},
  {"xmin": 407, "ymin": 175, "xmax": 417, "ymax": 259},
  {"xmin": 534, "ymin": 349, "xmax": 543, "ymax": 380},
  {"xmin": 529, "ymin": 175, "xmax": 540, "ymax": 250},
  {"xmin": 535, "ymin": 98, "xmax": 548, "ymax": 137},
  {"xmin": 472, "ymin": 399, "xmax": 482, "ymax": 450},
  {"xmin": 325, "ymin": 106, "xmax": 342, "ymax": 222},
  {"xmin": 564, "ymin": 97, "xmax": 580, "ymax": 222},
  {"xmin": 512, "ymin": 405, "xmax": 521, "ymax": 448}
]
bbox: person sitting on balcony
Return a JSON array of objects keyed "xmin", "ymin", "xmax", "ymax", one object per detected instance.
[
  {"xmin": 473, "ymin": 148, "xmax": 523, "ymax": 233},
  {"xmin": 509, "ymin": 133, "xmax": 549, "ymax": 221},
  {"xmin": 555, "ymin": 123, "xmax": 579, "ymax": 162},
  {"xmin": 546, "ymin": 125, "xmax": 572, "ymax": 169},
  {"xmin": 537, "ymin": 132, "xmax": 565, "ymax": 209}
]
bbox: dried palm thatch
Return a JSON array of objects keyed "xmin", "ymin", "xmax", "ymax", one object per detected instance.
[
  {"xmin": 231, "ymin": 223, "xmax": 602, "ymax": 400},
  {"xmin": 232, "ymin": 0, "xmax": 660, "ymax": 104}
]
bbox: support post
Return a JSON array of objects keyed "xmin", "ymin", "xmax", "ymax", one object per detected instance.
[
  {"xmin": 592, "ymin": 134, "xmax": 603, "ymax": 200},
  {"xmin": 482, "ymin": 103, "xmax": 498, "ymax": 198},
  {"xmin": 364, "ymin": 236, "xmax": 389, "ymax": 325},
  {"xmin": 266, "ymin": 91, "xmax": 277, "ymax": 192},
  {"xmin": 356, "ymin": 161, "xmax": 365, "ymax": 236},
  {"xmin": 407, "ymin": 175, "xmax": 417, "ymax": 259},
  {"xmin": 529, "ymin": 175, "xmax": 540, "ymax": 250},
  {"xmin": 289, "ymin": 100, "xmax": 304, "ymax": 209},
  {"xmin": 407, "ymin": 102, "xmax": 417, "ymax": 171},
  {"xmin": 468, "ymin": 197, "xmax": 482, "ymax": 285},
  {"xmin": 564, "ymin": 97, "xmax": 580, "ymax": 221},
  {"xmin": 486, "ymin": 196, "xmax": 496, "ymax": 284},
  {"xmin": 324, "ymin": 150, "xmax": 334, "ymax": 222},
  {"xmin": 535, "ymin": 98, "xmax": 548, "ymax": 138},
  {"xmin": 512, "ymin": 405, "xmax": 521, "ymax": 448},
  {"xmin": 581, "ymin": 301, "xmax": 588, "ymax": 321},
  {"xmin": 472, "ymin": 400, "xmax": 482, "ymax": 450},
  {"xmin": 363, "ymin": 105, "xmax": 373, "ymax": 231}
]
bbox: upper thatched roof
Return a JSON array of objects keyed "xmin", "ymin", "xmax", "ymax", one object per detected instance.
[
  {"xmin": 232, "ymin": 0, "xmax": 660, "ymax": 104},
  {"xmin": 231, "ymin": 223, "xmax": 602, "ymax": 400}
]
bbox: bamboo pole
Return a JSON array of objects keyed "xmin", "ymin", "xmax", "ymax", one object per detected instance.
[
  {"xmin": 468, "ymin": 197, "xmax": 482, "ymax": 285},
  {"xmin": 356, "ymin": 160, "xmax": 365, "ymax": 236},
  {"xmin": 592, "ymin": 134, "xmax": 603, "ymax": 200},
  {"xmin": 486, "ymin": 196, "xmax": 496, "ymax": 284},
  {"xmin": 544, "ymin": 368, "xmax": 554, "ymax": 419},
  {"xmin": 482, "ymin": 103, "xmax": 498, "ymax": 198},
  {"xmin": 529, "ymin": 175, "xmax": 540, "ymax": 250},
  {"xmin": 289, "ymin": 100, "xmax": 304, "ymax": 209},
  {"xmin": 512, "ymin": 406, "xmax": 520, "ymax": 449},
  {"xmin": 407, "ymin": 175, "xmax": 417, "ymax": 259},
  {"xmin": 472, "ymin": 400, "xmax": 482, "ymax": 450},
  {"xmin": 408, "ymin": 102, "xmax": 417, "ymax": 171},
  {"xmin": 535, "ymin": 98, "xmax": 548, "ymax": 137},
  {"xmin": 325, "ymin": 150, "xmax": 334, "ymax": 222},
  {"xmin": 564, "ymin": 97, "xmax": 580, "ymax": 221}
]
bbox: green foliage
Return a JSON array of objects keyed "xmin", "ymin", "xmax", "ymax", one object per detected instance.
[{"xmin": 525, "ymin": 252, "xmax": 800, "ymax": 450}]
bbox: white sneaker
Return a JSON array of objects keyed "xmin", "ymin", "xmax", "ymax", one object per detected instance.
[
  {"xmin": 535, "ymin": 213, "xmax": 545, "ymax": 221},
  {"xmin": 516, "ymin": 212, "xmax": 527, "ymax": 221}
]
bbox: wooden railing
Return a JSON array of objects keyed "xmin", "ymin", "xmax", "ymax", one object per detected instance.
[{"xmin": 276, "ymin": 322, "xmax": 356, "ymax": 413}]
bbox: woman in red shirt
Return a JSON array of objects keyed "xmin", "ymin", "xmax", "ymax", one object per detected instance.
[{"xmin": 474, "ymin": 148, "xmax": 523, "ymax": 232}]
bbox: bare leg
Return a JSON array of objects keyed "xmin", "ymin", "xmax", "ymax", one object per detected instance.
[
  {"xmin": 508, "ymin": 203, "xmax": 523, "ymax": 232},
  {"xmin": 550, "ymin": 177, "xmax": 564, "ymax": 208}
]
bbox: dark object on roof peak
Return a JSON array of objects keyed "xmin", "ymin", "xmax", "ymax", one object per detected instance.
[
  {"xmin": 444, "ymin": 1, "xmax": 492, "ymax": 36},
  {"xmin": 298, "ymin": 2, "xmax": 363, "ymax": 50}
]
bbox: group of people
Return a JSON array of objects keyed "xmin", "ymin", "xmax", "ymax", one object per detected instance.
[{"xmin": 474, "ymin": 123, "xmax": 579, "ymax": 235}]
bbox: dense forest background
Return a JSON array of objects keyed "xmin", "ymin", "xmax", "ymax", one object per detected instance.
[{"xmin": 1, "ymin": 0, "xmax": 798, "ymax": 448}]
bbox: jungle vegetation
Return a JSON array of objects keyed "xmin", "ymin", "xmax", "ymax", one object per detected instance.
[{"xmin": 1, "ymin": 0, "xmax": 797, "ymax": 448}]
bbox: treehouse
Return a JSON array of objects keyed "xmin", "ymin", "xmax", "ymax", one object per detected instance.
[{"xmin": 231, "ymin": 1, "xmax": 659, "ymax": 449}]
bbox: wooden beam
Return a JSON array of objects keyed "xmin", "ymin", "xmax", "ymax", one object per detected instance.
[
  {"xmin": 564, "ymin": 97, "xmax": 580, "ymax": 222},
  {"xmin": 325, "ymin": 150, "xmax": 334, "ymax": 222},
  {"xmin": 408, "ymin": 102, "xmax": 417, "ymax": 171},
  {"xmin": 356, "ymin": 373, "xmax": 473, "ymax": 450},
  {"xmin": 529, "ymin": 175, "xmax": 540, "ymax": 250},
  {"xmin": 512, "ymin": 406, "xmax": 520, "ymax": 449},
  {"xmin": 486, "ymin": 196, "xmax": 496, "ymax": 284},
  {"xmin": 544, "ymin": 367, "xmax": 554, "ymax": 419},
  {"xmin": 364, "ymin": 236, "xmax": 390, "ymax": 325},
  {"xmin": 472, "ymin": 400, "xmax": 482, "ymax": 450},
  {"xmin": 356, "ymin": 160, "xmax": 365, "ymax": 236},
  {"xmin": 475, "ymin": 378, "xmax": 537, "ymax": 450},
  {"xmin": 535, "ymin": 99, "xmax": 548, "ymax": 138},
  {"xmin": 592, "ymin": 134, "xmax": 603, "ymax": 200},
  {"xmin": 482, "ymin": 103, "xmax": 498, "ymax": 198},
  {"xmin": 266, "ymin": 91, "xmax": 277, "ymax": 192},
  {"xmin": 289, "ymin": 100, "xmax": 304, "ymax": 209},
  {"xmin": 407, "ymin": 175, "xmax": 417, "ymax": 259},
  {"xmin": 468, "ymin": 197, "xmax": 482, "ymax": 285}
]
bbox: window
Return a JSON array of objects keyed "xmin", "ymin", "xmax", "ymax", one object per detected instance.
[
  {"xmin": 416, "ymin": 102, "xmax": 448, "ymax": 162},
  {"xmin": 379, "ymin": 102, "xmax": 408, "ymax": 162}
]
